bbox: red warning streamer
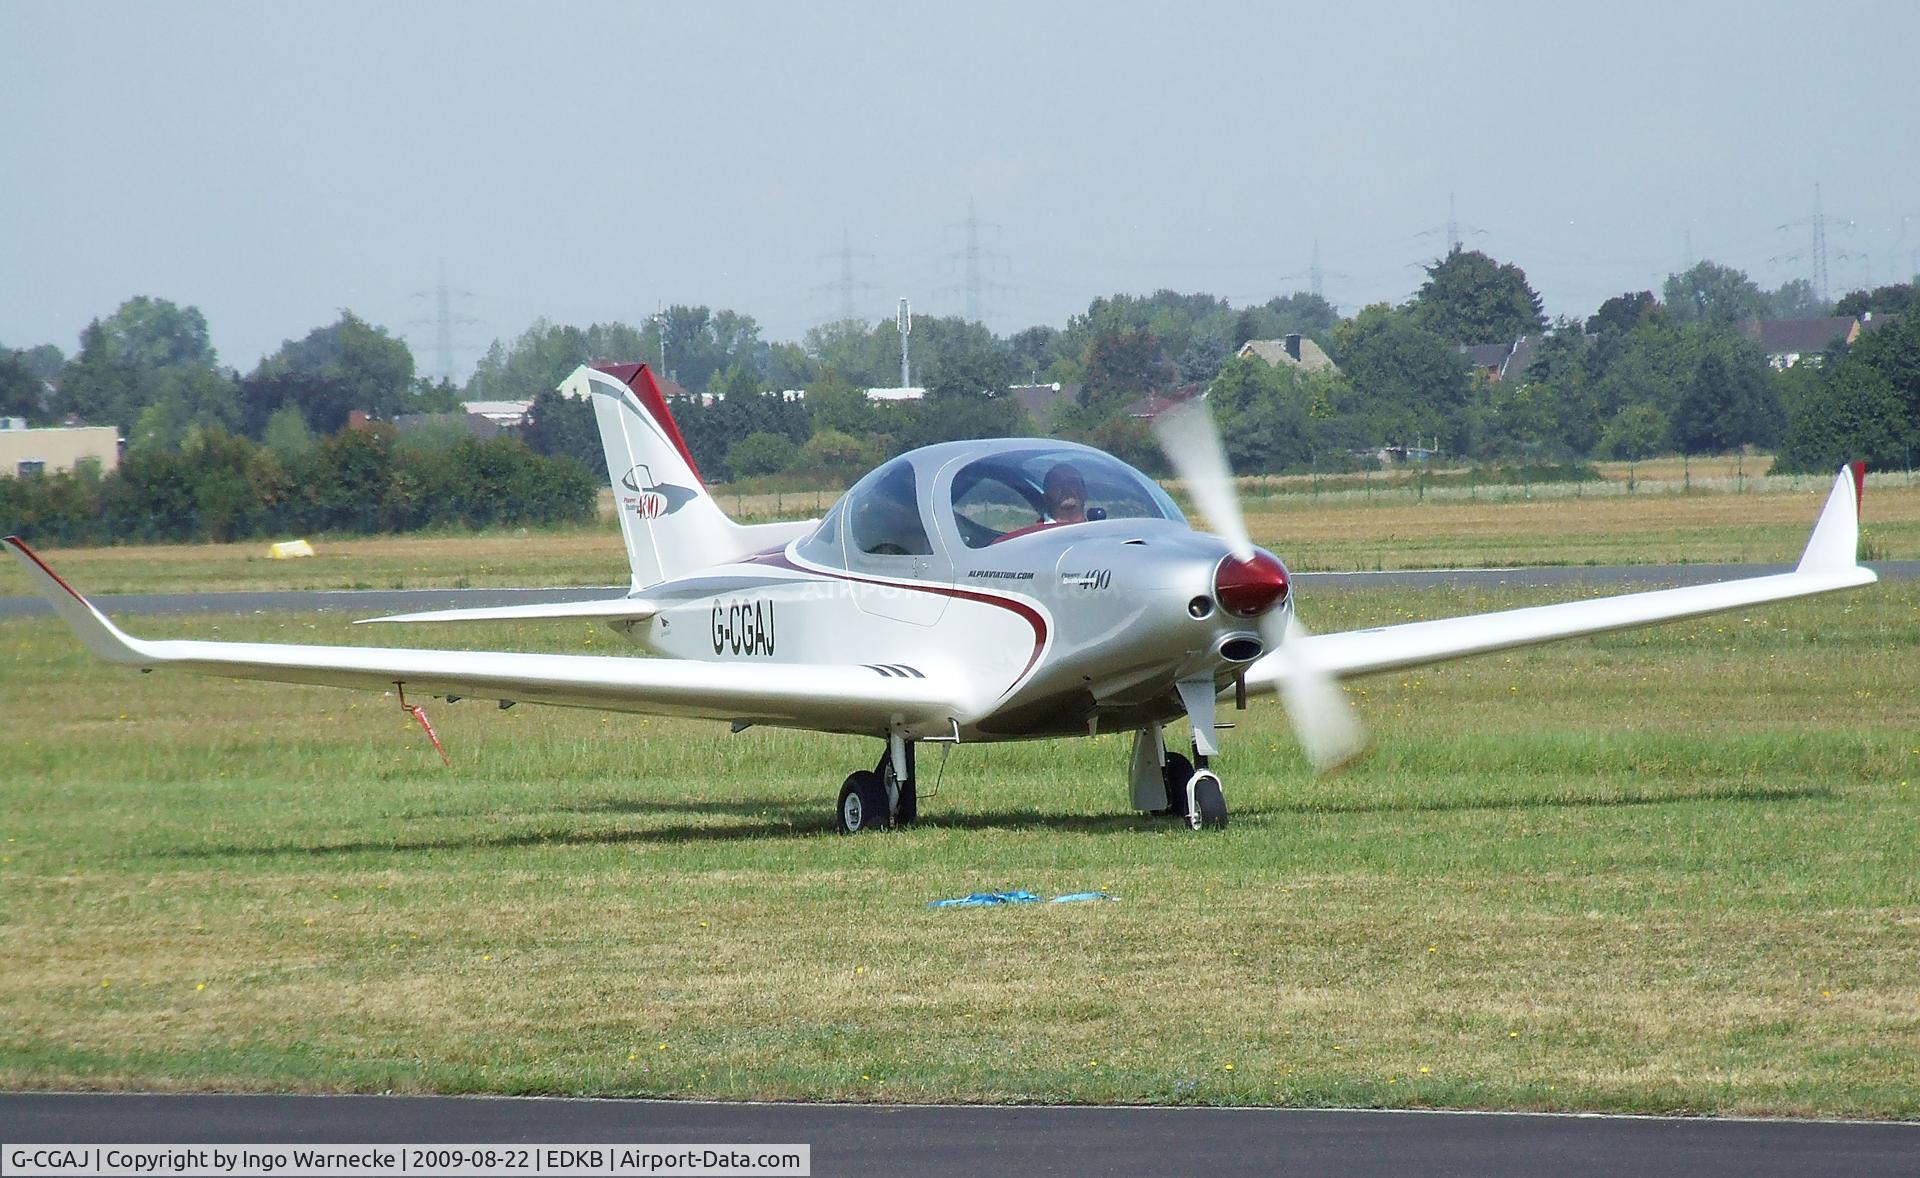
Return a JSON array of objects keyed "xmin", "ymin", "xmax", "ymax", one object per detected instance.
[{"xmin": 396, "ymin": 685, "xmax": 451, "ymax": 766}]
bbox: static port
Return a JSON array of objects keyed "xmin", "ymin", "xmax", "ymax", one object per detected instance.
[{"xmin": 1188, "ymin": 596, "xmax": 1215, "ymax": 619}]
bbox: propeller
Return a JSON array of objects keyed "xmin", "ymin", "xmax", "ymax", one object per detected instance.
[{"xmin": 1151, "ymin": 397, "xmax": 1368, "ymax": 774}]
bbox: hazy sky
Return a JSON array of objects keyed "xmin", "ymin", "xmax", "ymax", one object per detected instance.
[{"xmin": 4, "ymin": 1, "xmax": 1917, "ymax": 380}]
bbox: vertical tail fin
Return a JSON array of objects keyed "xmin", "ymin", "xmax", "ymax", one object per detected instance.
[{"xmin": 563, "ymin": 363, "xmax": 747, "ymax": 590}]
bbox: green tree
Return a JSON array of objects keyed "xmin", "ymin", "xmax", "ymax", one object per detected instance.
[
  {"xmin": 1586, "ymin": 291, "xmax": 1659, "ymax": 337},
  {"xmin": 1076, "ymin": 327, "xmax": 1174, "ymax": 416},
  {"xmin": 128, "ymin": 388, "xmax": 193, "ymax": 454},
  {"xmin": 1408, "ymin": 247, "xmax": 1547, "ymax": 344},
  {"xmin": 1206, "ymin": 353, "xmax": 1314, "ymax": 471},
  {"xmin": 523, "ymin": 389, "xmax": 602, "ymax": 476},
  {"xmin": 96, "ymin": 295, "xmax": 217, "ymax": 371},
  {"xmin": 1468, "ymin": 379, "xmax": 1563, "ymax": 460},
  {"xmin": 805, "ymin": 374, "xmax": 876, "ymax": 435},
  {"xmin": 1329, "ymin": 304, "xmax": 1474, "ymax": 449},
  {"xmin": 919, "ymin": 318, "xmax": 1016, "ymax": 400},
  {"xmin": 1598, "ymin": 403, "xmax": 1669, "ymax": 461},
  {"xmin": 1775, "ymin": 363, "xmax": 1906, "ymax": 473},
  {"xmin": 726, "ymin": 430, "xmax": 798, "ymax": 477},
  {"xmin": 1669, "ymin": 338, "xmax": 1780, "ymax": 454},
  {"xmin": 262, "ymin": 404, "xmax": 317, "ymax": 461},
  {"xmin": 243, "ymin": 311, "xmax": 416, "ymax": 434},
  {"xmin": 1522, "ymin": 321, "xmax": 1600, "ymax": 454},
  {"xmin": 0, "ymin": 351, "xmax": 45, "ymax": 419},
  {"xmin": 1662, "ymin": 261, "xmax": 1767, "ymax": 324},
  {"xmin": 791, "ymin": 428, "xmax": 878, "ymax": 480},
  {"xmin": 656, "ymin": 305, "xmax": 764, "ymax": 393},
  {"xmin": 803, "ymin": 319, "xmax": 897, "ymax": 389},
  {"xmin": 1834, "ymin": 283, "xmax": 1916, "ymax": 319},
  {"xmin": 1766, "ymin": 278, "xmax": 1828, "ymax": 319},
  {"xmin": 466, "ymin": 318, "xmax": 651, "ymax": 403}
]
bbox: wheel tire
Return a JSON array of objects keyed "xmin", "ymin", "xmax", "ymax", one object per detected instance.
[
  {"xmin": 1157, "ymin": 751, "xmax": 1195, "ymax": 817},
  {"xmin": 1193, "ymin": 770, "xmax": 1228, "ymax": 830},
  {"xmin": 894, "ymin": 776, "xmax": 918, "ymax": 825},
  {"xmin": 837, "ymin": 770, "xmax": 889, "ymax": 834}
]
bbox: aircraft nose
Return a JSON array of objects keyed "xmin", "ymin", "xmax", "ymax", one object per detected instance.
[{"xmin": 1213, "ymin": 550, "xmax": 1290, "ymax": 617}]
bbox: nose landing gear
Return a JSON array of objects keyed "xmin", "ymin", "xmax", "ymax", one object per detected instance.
[{"xmin": 1133, "ymin": 719, "xmax": 1229, "ymax": 830}]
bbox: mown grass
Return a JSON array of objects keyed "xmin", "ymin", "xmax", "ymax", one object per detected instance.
[
  {"xmin": 5, "ymin": 475, "xmax": 1917, "ymax": 597},
  {"xmin": 2, "ymin": 580, "xmax": 1915, "ymax": 1115}
]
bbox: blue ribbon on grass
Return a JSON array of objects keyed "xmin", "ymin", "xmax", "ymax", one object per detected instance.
[{"xmin": 928, "ymin": 890, "xmax": 1115, "ymax": 908}]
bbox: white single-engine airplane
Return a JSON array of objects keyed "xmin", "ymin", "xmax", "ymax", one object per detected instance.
[{"xmin": 6, "ymin": 362, "xmax": 1877, "ymax": 832}]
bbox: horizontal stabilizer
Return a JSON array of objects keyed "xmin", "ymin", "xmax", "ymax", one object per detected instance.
[{"xmin": 357, "ymin": 598, "xmax": 658, "ymax": 625}]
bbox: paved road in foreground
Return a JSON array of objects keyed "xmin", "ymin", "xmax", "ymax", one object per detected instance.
[
  {"xmin": 1, "ymin": 562, "xmax": 1914, "ymax": 619},
  {"xmin": 3, "ymin": 1093, "xmax": 1917, "ymax": 1178}
]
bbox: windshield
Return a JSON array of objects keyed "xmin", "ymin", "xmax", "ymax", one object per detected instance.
[
  {"xmin": 846, "ymin": 457, "xmax": 933, "ymax": 556},
  {"xmin": 948, "ymin": 448, "xmax": 1181, "ymax": 548}
]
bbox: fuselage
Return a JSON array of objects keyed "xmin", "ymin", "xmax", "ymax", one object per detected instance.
[{"xmin": 616, "ymin": 438, "xmax": 1291, "ymax": 742}]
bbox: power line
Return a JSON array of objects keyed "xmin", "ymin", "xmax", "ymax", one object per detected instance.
[
  {"xmin": 939, "ymin": 198, "xmax": 1012, "ymax": 323},
  {"xmin": 813, "ymin": 229, "xmax": 877, "ymax": 322},
  {"xmin": 1778, "ymin": 183, "xmax": 1850, "ymax": 306},
  {"xmin": 408, "ymin": 260, "xmax": 481, "ymax": 386}
]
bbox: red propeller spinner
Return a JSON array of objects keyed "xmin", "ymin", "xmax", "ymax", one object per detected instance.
[{"xmin": 1214, "ymin": 551, "xmax": 1290, "ymax": 617}]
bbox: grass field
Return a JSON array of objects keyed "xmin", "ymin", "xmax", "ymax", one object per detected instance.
[
  {"xmin": 3, "ymin": 471, "xmax": 1917, "ymax": 598},
  {"xmin": 3, "ymin": 579, "xmax": 1915, "ymax": 1116}
]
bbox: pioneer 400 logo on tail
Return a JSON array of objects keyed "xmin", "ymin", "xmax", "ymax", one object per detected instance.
[{"xmin": 619, "ymin": 465, "xmax": 698, "ymax": 519}]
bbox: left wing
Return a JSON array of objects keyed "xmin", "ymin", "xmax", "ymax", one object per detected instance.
[
  {"xmin": 4, "ymin": 537, "xmax": 961, "ymax": 735},
  {"xmin": 1246, "ymin": 463, "xmax": 1876, "ymax": 690}
]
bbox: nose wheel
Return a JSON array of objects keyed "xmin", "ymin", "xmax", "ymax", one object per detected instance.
[{"xmin": 1185, "ymin": 761, "xmax": 1228, "ymax": 830}]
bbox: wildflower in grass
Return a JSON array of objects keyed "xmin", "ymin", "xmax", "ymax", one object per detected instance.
[
  {"xmin": 195, "ymin": 983, "xmax": 205, "ymax": 991},
  {"xmin": 1419, "ymin": 1066, "xmax": 1431, "ymax": 1074}
]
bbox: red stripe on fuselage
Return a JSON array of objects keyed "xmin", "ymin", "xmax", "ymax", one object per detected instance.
[{"xmin": 747, "ymin": 549, "xmax": 1049, "ymax": 696}]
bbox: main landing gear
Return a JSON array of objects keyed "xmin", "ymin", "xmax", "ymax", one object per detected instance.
[{"xmin": 836, "ymin": 737, "xmax": 918, "ymax": 834}]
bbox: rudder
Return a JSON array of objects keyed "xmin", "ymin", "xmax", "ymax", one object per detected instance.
[{"xmin": 562, "ymin": 363, "xmax": 748, "ymax": 589}]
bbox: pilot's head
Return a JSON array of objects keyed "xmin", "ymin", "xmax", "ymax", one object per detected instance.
[{"xmin": 1044, "ymin": 463, "xmax": 1087, "ymax": 524}]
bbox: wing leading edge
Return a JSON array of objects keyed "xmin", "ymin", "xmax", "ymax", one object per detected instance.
[
  {"xmin": 3, "ymin": 537, "xmax": 961, "ymax": 735},
  {"xmin": 1246, "ymin": 464, "xmax": 1877, "ymax": 691}
]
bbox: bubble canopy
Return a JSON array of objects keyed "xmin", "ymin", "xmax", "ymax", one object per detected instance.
[{"xmin": 947, "ymin": 445, "xmax": 1183, "ymax": 548}]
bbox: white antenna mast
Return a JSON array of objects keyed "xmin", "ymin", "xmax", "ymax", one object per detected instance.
[{"xmin": 897, "ymin": 297, "xmax": 912, "ymax": 388}]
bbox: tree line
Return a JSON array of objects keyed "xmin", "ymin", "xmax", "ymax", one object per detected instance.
[
  {"xmin": 5, "ymin": 255, "xmax": 1916, "ymax": 515},
  {"xmin": 0, "ymin": 424, "xmax": 597, "ymax": 546}
]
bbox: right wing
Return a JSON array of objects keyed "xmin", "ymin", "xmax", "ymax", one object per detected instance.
[
  {"xmin": 5, "ymin": 537, "xmax": 961, "ymax": 736},
  {"xmin": 1247, "ymin": 464, "xmax": 1876, "ymax": 690}
]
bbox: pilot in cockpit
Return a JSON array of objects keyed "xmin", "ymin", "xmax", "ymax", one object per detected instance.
[{"xmin": 1043, "ymin": 463, "xmax": 1088, "ymax": 524}]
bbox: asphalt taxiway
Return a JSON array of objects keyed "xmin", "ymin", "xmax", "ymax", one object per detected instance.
[
  {"xmin": 1, "ymin": 562, "xmax": 1913, "ymax": 620},
  {"xmin": 3, "ymin": 1093, "xmax": 1917, "ymax": 1177}
]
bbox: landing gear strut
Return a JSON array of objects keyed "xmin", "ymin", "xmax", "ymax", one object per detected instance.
[
  {"xmin": 1133, "ymin": 719, "xmax": 1229, "ymax": 830},
  {"xmin": 836, "ymin": 734, "xmax": 917, "ymax": 834}
]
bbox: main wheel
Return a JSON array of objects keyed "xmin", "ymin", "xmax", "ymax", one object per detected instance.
[
  {"xmin": 1156, "ymin": 750, "xmax": 1195, "ymax": 817},
  {"xmin": 894, "ymin": 775, "xmax": 918, "ymax": 825},
  {"xmin": 837, "ymin": 770, "xmax": 890, "ymax": 834},
  {"xmin": 1191, "ymin": 769, "xmax": 1228, "ymax": 830}
]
